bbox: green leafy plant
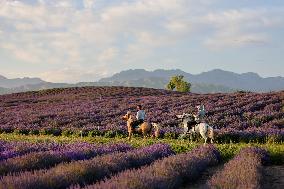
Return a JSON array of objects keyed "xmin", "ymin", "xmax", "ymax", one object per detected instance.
[{"xmin": 166, "ymin": 75, "xmax": 191, "ymax": 92}]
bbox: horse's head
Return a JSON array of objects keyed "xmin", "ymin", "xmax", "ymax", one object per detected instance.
[
  {"xmin": 122, "ymin": 111, "xmax": 133, "ymax": 122},
  {"xmin": 193, "ymin": 114, "xmax": 199, "ymax": 122},
  {"xmin": 176, "ymin": 113, "xmax": 195, "ymax": 121},
  {"xmin": 176, "ymin": 114, "xmax": 184, "ymax": 119}
]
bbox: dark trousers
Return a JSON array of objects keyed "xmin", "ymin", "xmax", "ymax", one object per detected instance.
[{"xmin": 132, "ymin": 119, "xmax": 144, "ymax": 129}]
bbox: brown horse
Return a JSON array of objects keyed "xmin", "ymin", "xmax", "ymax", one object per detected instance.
[{"xmin": 122, "ymin": 111, "xmax": 160, "ymax": 141}]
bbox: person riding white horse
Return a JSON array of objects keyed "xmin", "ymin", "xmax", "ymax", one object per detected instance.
[
  {"xmin": 177, "ymin": 105, "xmax": 214, "ymax": 145},
  {"xmin": 176, "ymin": 113, "xmax": 197, "ymax": 134},
  {"xmin": 180, "ymin": 104, "xmax": 206, "ymax": 132},
  {"xmin": 194, "ymin": 104, "xmax": 206, "ymax": 123}
]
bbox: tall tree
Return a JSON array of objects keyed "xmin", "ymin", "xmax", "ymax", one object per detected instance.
[{"xmin": 166, "ymin": 75, "xmax": 191, "ymax": 92}]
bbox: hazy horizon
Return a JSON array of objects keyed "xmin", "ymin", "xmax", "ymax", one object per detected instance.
[
  {"xmin": 1, "ymin": 68, "xmax": 284, "ymax": 84},
  {"xmin": 1, "ymin": 0, "xmax": 284, "ymax": 83}
]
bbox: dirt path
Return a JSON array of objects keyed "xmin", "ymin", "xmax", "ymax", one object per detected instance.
[
  {"xmin": 261, "ymin": 165, "xmax": 284, "ymax": 189},
  {"xmin": 180, "ymin": 165, "xmax": 224, "ymax": 189}
]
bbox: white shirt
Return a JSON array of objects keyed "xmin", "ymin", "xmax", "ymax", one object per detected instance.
[
  {"xmin": 197, "ymin": 105, "xmax": 206, "ymax": 117},
  {"xmin": 136, "ymin": 110, "xmax": 146, "ymax": 120}
]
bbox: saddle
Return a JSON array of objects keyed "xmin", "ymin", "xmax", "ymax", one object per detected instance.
[
  {"xmin": 134, "ymin": 123, "xmax": 142, "ymax": 129},
  {"xmin": 131, "ymin": 121, "xmax": 144, "ymax": 131}
]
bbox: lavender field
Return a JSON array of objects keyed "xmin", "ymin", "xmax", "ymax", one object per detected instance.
[
  {"xmin": 0, "ymin": 138, "xmax": 282, "ymax": 189},
  {"xmin": 0, "ymin": 86, "xmax": 283, "ymax": 188},
  {"xmin": 0, "ymin": 86, "xmax": 283, "ymax": 142}
]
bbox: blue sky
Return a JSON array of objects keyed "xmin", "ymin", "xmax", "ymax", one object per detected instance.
[{"xmin": 0, "ymin": 0, "xmax": 283, "ymax": 83}]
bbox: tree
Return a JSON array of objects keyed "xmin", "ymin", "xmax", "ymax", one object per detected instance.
[{"xmin": 166, "ymin": 75, "xmax": 191, "ymax": 92}]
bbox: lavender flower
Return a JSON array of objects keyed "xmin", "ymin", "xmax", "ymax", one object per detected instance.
[
  {"xmin": 208, "ymin": 147, "xmax": 270, "ymax": 189},
  {"xmin": 84, "ymin": 145, "xmax": 220, "ymax": 189},
  {"xmin": 0, "ymin": 144, "xmax": 173, "ymax": 189},
  {"xmin": 0, "ymin": 143, "xmax": 132, "ymax": 176},
  {"xmin": 0, "ymin": 87, "xmax": 283, "ymax": 142}
]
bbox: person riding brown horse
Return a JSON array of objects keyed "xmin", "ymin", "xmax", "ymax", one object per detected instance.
[
  {"xmin": 122, "ymin": 109, "xmax": 160, "ymax": 141},
  {"xmin": 131, "ymin": 105, "xmax": 145, "ymax": 130}
]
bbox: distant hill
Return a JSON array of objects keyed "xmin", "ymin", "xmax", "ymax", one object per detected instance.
[
  {"xmin": 0, "ymin": 75, "xmax": 45, "ymax": 88},
  {"xmin": 1, "ymin": 68, "xmax": 283, "ymax": 95},
  {"xmin": 100, "ymin": 69, "xmax": 284, "ymax": 92},
  {"xmin": 99, "ymin": 69, "xmax": 189, "ymax": 82},
  {"xmin": 191, "ymin": 69, "xmax": 284, "ymax": 92}
]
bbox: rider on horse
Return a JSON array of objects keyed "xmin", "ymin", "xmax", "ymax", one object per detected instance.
[
  {"xmin": 131, "ymin": 105, "xmax": 146, "ymax": 130},
  {"xmin": 185, "ymin": 104, "xmax": 206, "ymax": 132},
  {"xmin": 194, "ymin": 104, "xmax": 206, "ymax": 123}
]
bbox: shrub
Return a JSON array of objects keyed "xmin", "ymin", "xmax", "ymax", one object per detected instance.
[
  {"xmin": 0, "ymin": 144, "xmax": 173, "ymax": 189},
  {"xmin": 208, "ymin": 147, "xmax": 269, "ymax": 189},
  {"xmin": 88, "ymin": 145, "xmax": 220, "ymax": 189}
]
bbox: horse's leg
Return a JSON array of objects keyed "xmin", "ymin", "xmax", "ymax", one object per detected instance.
[
  {"xmin": 200, "ymin": 131, "xmax": 207, "ymax": 145},
  {"xmin": 199, "ymin": 129, "xmax": 207, "ymax": 145},
  {"xmin": 147, "ymin": 123, "xmax": 152, "ymax": 138},
  {"xmin": 128, "ymin": 131, "xmax": 132, "ymax": 141},
  {"xmin": 143, "ymin": 130, "xmax": 146, "ymax": 140},
  {"xmin": 204, "ymin": 137, "xmax": 207, "ymax": 145},
  {"xmin": 141, "ymin": 125, "xmax": 147, "ymax": 139},
  {"xmin": 146, "ymin": 126, "xmax": 151, "ymax": 138},
  {"xmin": 189, "ymin": 133, "xmax": 193, "ymax": 143},
  {"xmin": 211, "ymin": 129, "xmax": 214, "ymax": 143},
  {"xmin": 155, "ymin": 129, "xmax": 160, "ymax": 138}
]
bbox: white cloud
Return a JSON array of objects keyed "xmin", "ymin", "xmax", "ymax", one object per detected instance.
[
  {"xmin": 201, "ymin": 8, "xmax": 284, "ymax": 49},
  {"xmin": 97, "ymin": 47, "xmax": 119, "ymax": 63},
  {"xmin": 165, "ymin": 20, "xmax": 191, "ymax": 33},
  {"xmin": 38, "ymin": 66, "xmax": 110, "ymax": 83},
  {"xmin": 204, "ymin": 33, "xmax": 269, "ymax": 50},
  {"xmin": 83, "ymin": 0, "xmax": 96, "ymax": 9},
  {"xmin": 0, "ymin": 0, "xmax": 283, "ymax": 82}
]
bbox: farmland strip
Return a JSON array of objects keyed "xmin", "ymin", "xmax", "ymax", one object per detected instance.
[
  {"xmin": 207, "ymin": 147, "xmax": 269, "ymax": 188},
  {"xmin": 81, "ymin": 145, "xmax": 221, "ymax": 189},
  {"xmin": 0, "ymin": 143, "xmax": 132, "ymax": 176},
  {"xmin": 0, "ymin": 143, "xmax": 173, "ymax": 189}
]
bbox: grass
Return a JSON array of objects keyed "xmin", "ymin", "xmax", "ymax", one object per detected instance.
[{"xmin": 1, "ymin": 133, "xmax": 283, "ymax": 164}]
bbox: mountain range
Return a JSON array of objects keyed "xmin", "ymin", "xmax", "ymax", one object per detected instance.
[{"xmin": 0, "ymin": 69, "xmax": 283, "ymax": 95}]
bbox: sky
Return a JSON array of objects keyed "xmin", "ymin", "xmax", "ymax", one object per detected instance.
[{"xmin": 0, "ymin": 0, "xmax": 283, "ymax": 83}]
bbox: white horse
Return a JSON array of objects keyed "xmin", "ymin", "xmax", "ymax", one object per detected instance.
[
  {"xmin": 189, "ymin": 123, "xmax": 214, "ymax": 145},
  {"xmin": 176, "ymin": 113, "xmax": 214, "ymax": 145}
]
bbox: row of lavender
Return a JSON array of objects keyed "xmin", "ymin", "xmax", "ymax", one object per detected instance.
[
  {"xmin": 0, "ymin": 87, "xmax": 283, "ymax": 140},
  {"xmin": 0, "ymin": 142, "xmax": 132, "ymax": 176},
  {"xmin": 0, "ymin": 144, "xmax": 173, "ymax": 189},
  {"xmin": 0, "ymin": 140, "xmax": 131, "ymax": 162},
  {"xmin": 0, "ymin": 140, "xmax": 59, "ymax": 161},
  {"xmin": 77, "ymin": 146, "xmax": 269, "ymax": 189},
  {"xmin": 0, "ymin": 142, "xmax": 218, "ymax": 189},
  {"xmin": 0, "ymin": 140, "xmax": 274, "ymax": 189},
  {"xmin": 79, "ymin": 145, "xmax": 221, "ymax": 189},
  {"xmin": 208, "ymin": 147, "xmax": 270, "ymax": 188}
]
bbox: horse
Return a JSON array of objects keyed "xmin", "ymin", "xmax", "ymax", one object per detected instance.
[
  {"xmin": 122, "ymin": 111, "xmax": 160, "ymax": 141},
  {"xmin": 176, "ymin": 113, "xmax": 214, "ymax": 145}
]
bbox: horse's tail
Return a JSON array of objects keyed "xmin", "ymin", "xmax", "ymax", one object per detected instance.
[
  {"xmin": 151, "ymin": 122, "xmax": 161, "ymax": 138},
  {"xmin": 149, "ymin": 122, "xmax": 153, "ymax": 134},
  {"xmin": 207, "ymin": 124, "xmax": 214, "ymax": 138}
]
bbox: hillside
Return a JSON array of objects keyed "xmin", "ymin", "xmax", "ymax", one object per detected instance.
[
  {"xmin": 100, "ymin": 69, "xmax": 284, "ymax": 92},
  {"xmin": 0, "ymin": 86, "xmax": 283, "ymax": 189},
  {"xmin": 1, "ymin": 68, "xmax": 284, "ymax": 95},
  {"xmin": 0, "ymin": 75, "xmax": 235, "ymax": 95},
  {"xmin": 0, "ymin": 75, "xmax": 45, "ymax": 88},
  {"xmin": 0, "ymin": 86, "xmax": 282, "ymax": 137}
]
